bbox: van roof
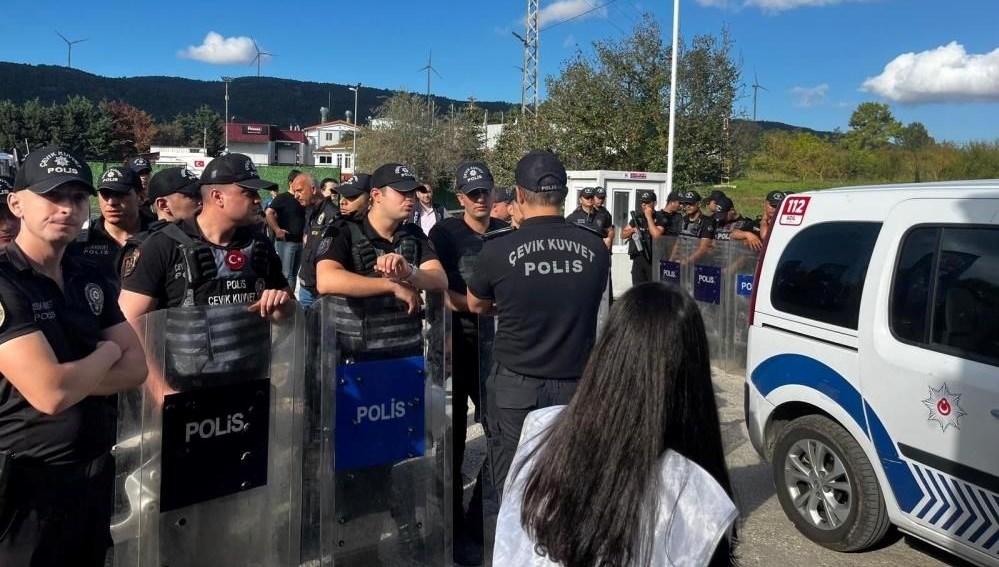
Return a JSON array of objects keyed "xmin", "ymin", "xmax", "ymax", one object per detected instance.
[{"xmin": 804, "ymin": 179, "xmax": 999, "ymax": 199}]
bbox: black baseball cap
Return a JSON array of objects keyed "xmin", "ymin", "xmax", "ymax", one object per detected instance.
[
  {"xmin": 148, "ymin": 167, "xmax": 202, "ymax": 200},
  {"xmin": 0, "ymin": 176, "xmax": 13, "ymax": 199},
  {"xmin": 678, "ymin": 190, "xmax": 702, "ymax": 205},
  {"xmin": 493, "ymin": 186, "xmax": 514, "ymax": 203},
  {"xmin": 337, "ymin": 174, "xmax": 372, "ymax": 198},
  {"xmin": 580, "ymin": 187, "xmax": 596, "ymax": 198},
  {"xmin": 639, "ymin": 190, "xmax": 657, "ymax": 204},
  {"xmin": 767, "ymin": 191, "xmax": 790, "ymax": 207},
  {"xmin": 200, "ymin": 153, "xmax": 277, "ymax": 191},
  {"xmin": 705, "ymin": 189, "xmax": 727, "ymax": 203},
  {"xmin": 98, "ymin": 167, "xmax": 143, "ymax": 194},
  {"xmin": 594, "ymin": 187, "xmax": 606, "ymax": 198},
  {"xmin": 128, "ymin": 156, "xmax": 152, "ymax": 174},
  {"xmin": 13, "ymin": 145, "xmax": 95, "ymax": 195},
  {"xmin": 515, "ymin": 150, "xmax": 567, "ymax": 193},
  {"xmin": 666, "ymin": 191, "xmax": 681, "ymax": 202},
  {"xmin": 371, "ymin": 163, "xmax": 421, "ymax": 192},
  {"xmin": 455, "ymin": 161, "xmax": 495, "ymax": 194},
  {"xmin": 715, "ymin": 196, "xmax": 734, "ymax": 215}
]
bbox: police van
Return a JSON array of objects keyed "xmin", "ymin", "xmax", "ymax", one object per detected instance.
[{"xmin": 744, "ymin": 180, "xmax": 999, "ymax": 566}]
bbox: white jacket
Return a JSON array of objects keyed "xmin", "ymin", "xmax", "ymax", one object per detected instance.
[{"xmin": 494, "ymin": 406, "xmax": 738, "ymax": 567}]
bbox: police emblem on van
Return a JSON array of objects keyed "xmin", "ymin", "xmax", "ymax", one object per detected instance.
[
  {"xmin": 84, "ymin": 282, "xmax": 104, "ymax": 316},
  {"xmin": 922, "ymin": 383, "xmax": 967, "ymax": 432}
]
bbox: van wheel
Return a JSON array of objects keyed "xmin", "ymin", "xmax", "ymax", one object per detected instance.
[{"xmin": 772, "ymin": 414, "xmax": 891, "ymax": 551}]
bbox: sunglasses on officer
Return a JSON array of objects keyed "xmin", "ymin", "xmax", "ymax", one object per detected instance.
[{"xmin": 463, "ymin": 189, "xmax": 490, "ymax": 200}]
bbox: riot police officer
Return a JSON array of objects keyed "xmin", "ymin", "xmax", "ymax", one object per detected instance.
[
  {"xmin": 759, "ymin": 190, "xmax": 789, "ymax": 241},
  {"xmin": 315, "ymin": 163, "xmax": 447, "ymax": 359},
  {"xmin": 591, "ymin": 186, "xmax": 615, "ymax": 249},
  {"xmin": 466, "ymin": 149, "xmax": 610, "ymax": 496},
  {"xmin": 117, "ymin": 166, "xmax": 203, "ymax": 277},
  {"xmin": 334, "ymin": 173, "xmax": 371, "ymax": 221},
  {"xmin": 714, "ymin": 196, "xmax": 761, "ymax": 249},
  {"xmin": 673, "ymin": 190, "xmax": 717, "ymax": 265},
  {"xmin": 566, "ymin": 187, "xmax": 614, "ymax": 248},
  {"xmin": 428, "ymin": 161, "xmax": 509, "ymax": 565},
  {"xmin": 620, "ymin": 190, "xmax": 671, "ymax": 285},
  {"xmin": 0, "ymin": 145, "xmax": 147, "ymax": 565},
  {"xmin": 70, "ymin": 166, "xmax": 151, "ymax": 283},
  {"xmin": 290, "ymin": 172, "xmax": 342, "ymax": 309}
]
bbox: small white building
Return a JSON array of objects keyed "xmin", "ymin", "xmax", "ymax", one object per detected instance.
[
  {"xmin": 303, "ymin": 120, "xmax": 358, "ymax": 176},
  {"xmin": 226, "ymin": 123, "xmax": 311, "ymax": 166}
]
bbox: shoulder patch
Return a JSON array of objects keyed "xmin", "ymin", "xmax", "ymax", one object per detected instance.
[
  {"xmin": 122, "ymin": 248, "xmax": 140, "ymax": 278},
  {"xmin": 0, "ymin": 296, "xmax": 6, "ymax": 329},
  {"xmin": 317, "ymin": 236, "xmax": 333, "ymax": 257}
]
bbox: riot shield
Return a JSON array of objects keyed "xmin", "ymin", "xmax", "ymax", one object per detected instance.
[
  {"xmin": 689, "ymin": 239, "xmax": 727, "ymax": 364},
  {"xmin": 653, "ymin": 235, "xmax": 682, "ymax": 289},
  {"xmin": 721, "ymin": 240, "xmax": 760, "ymax": 374},
  {"xmin": 305, "ymin": 292, "xmax": 452, "ymax": 566},
  {"xmin": 111, "ymin": 305, "xmax": 306, "ymax": 567}
]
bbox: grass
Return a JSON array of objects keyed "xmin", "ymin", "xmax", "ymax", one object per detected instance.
[{"xmin": 705, "ymin": 178, "xmax": 864, "ymax": 219}]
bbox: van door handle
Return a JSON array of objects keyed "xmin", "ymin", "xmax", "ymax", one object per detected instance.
[{"xmin": 992, "ymin": 409, "xmax": 999, "ymax": 419}]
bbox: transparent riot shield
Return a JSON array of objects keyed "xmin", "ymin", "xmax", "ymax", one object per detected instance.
[
  {"xmin": 674, "ymin": 236, "xmax": 699, "ymax": 297},
  {"xmin": 688, "ymin": 239, "xmax": 727, "ymax": 364},
  {"xmin": 111, "ymin": 305, "xmax": 306, "ymax": 567},
  {"xmin": 653, "ymin": 235, "xmax": 682, "ymax": 288},
  {"xmin": 306, "ymin": 293, "xmax": 452, "ymax": 566},
  {"xmin": 721, "ymin": 240, "xmax": 760, "ymax": 374}
]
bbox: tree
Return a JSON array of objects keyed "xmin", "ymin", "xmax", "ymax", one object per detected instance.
[
  {"xmin": 0, "ymin": 100, "xmax": 21, "ymax": 152},
  {"xmin": 17, "ymin": 98, "xmax": 58, "ymax": 152},
  {"xmin": 844, "ymin": 102, "xmax": 901, "ymax": 151},
  {"xmin": 100, "ymin": 100, "xmax": 159, "ymax": 159},
  {"xmin": 897, "ymin": 121, "xmax": 933, "ymax": 182}
]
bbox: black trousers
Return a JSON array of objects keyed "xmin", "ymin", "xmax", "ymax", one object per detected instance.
[
  {"xmin": 0, "ymin": 454, "xmax": 113, "ymax": 567},
  {"xmin": 631, "ymin": 255, "xmax": 653, "ymax": 286},
  {"xmin": 486, "ymin": 365, "xmax": 579, "ymax": 499},
  {"xmin": 452, "ymin": 323, "xmax": 483, "ymax": 540}
]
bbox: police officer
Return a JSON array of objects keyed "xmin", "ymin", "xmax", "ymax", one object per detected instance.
[
  {"xmin": 336, "ymin": 173, "xmax": 372, "ymax": 221},
  {"xmin": 591, "ymin": 186, "xmax": 615, "ymax": 248},
  {"xmin": 118, "ymin": 153, "xmax": 292, "ymax": 317},
  {"xmin": 118, "ymin": 166, "xmax": 203, "ymax": 277},
  {"xmin": 566, "ymin": 187, "xmax": 614, "ymax": 249},
  {"xmin": 759, "ymin": 190, "xmax": 789, "ymax": 241},
  {"xmin": 428, "ymin": 161, "xmax": 509, "ymax": 565},
  {"xmin": 620, "ymin": 190, "xmax": 670, "ymax": 285},
  {"xmin": 672, "ymin": 190, "xmax": 717, "ymax": 265},
  {"xmin": 702, "ymin": 189, "xmax": 727, "ymax": 218},
  {"xmin": 0, "ymin": 145, "xmax": 147, "ymax": 565},
  {"xmin": 0, "ymin": 176, "xmax": 19, "ymax": 245},
  {"xmin": 315, "ymin": 163, "xmax": 447, "ymax": 358},
  {"xmin": 291, "ymin": 172, "xmax": 343, "ymax": 309},
  {"xmin": 70, "ymin": 166, "xmax": 151, "ymax": 283},
  {"xmin": 659, "ymin": 191, "xmax": 683, "ymax": 234},
  {"xmin": 713, "ymin": 196, "xmax": 761, "ymax": 249},
  {"xmin": 127, "ymin": 156, "xmax": 157, "ymax": 224},
  {"xmin": 466, "ymin": 149, "xmax": 610, "ymax": 496},
  {"xmin": 490, "ymin": 186, "xmax": 514, "ymax": 223}
]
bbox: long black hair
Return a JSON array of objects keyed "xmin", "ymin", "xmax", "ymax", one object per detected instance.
[{"xmin": 517, "ymin": 282, "xmax": 736, "ymax": 567}]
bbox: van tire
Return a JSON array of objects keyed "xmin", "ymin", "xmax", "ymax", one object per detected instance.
[{"xmin": 772, "ymin": 414, "xmax": 891, "ymax": 552}]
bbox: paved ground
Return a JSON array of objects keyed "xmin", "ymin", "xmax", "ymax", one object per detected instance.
[{"xmin": 458, "ymin": 367, "xmax": 974, "ymax": 566}]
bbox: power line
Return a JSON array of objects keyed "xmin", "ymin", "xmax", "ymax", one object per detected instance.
[{"xmin": 540, "ymin": 0, "xmax": 619, "ymax": 32}]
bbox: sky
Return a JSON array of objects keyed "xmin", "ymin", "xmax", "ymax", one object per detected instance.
[{"xmin": 3, "ymin": 0, "xmax": 999, "ymax": 143}]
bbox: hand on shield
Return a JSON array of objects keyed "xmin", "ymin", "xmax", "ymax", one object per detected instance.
[
  {"xmin": 248, "ymin": 288, "xmax": 292, "ymax": 320},
  {"xmin": 392, "ymin": 281, "xmax": 423, "ymax": 314},
  {"xmin": 376, "ymin": 253, "xmax": 412, "ymax": 281},
  {"xmin": 743, "ymin": 233, "xmax": 763, "ymax": 251}
]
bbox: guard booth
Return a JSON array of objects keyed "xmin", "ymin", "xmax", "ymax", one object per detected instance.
[
  {"xmin": 302, "ymin": 293, "xmax": 452, "ymax": 566},
  {"xmin": 110, "ymin": 305, "xmax": 307, "ymax": 566},
  {"xmin": 655, "ymin": 238, "xmax": 760, "ymax": 375}
]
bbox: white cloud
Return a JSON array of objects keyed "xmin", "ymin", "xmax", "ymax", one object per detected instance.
[
  {"xmin": 696, "ymin": 0, "xmax": 866, "ymax": 13},
  {"xmin": 791, "ymin": 83, "xmax": 829, "ymax": 107},
  {"xmin": 862, "ymin": 42, "xmax": 999, "ymax": 104},
  {"xmin": 563, "ymin": 34, "xmax": 577, "ymax": 48},
  {"xmin": 537, "ymin": 0, "xmax": 606, "ymax": 28},
  {"xmin": 178, "ymin": 32, "xmax": 260, "ymax": 65}
]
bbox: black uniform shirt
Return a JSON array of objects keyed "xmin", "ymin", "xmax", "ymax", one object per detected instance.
[
  {"xmin": 429, "ymin": 216, "xmax": 510, "ymax": 295},
  {"xmin": 565, "ymin": 206, "xmax": 612, "ymax": 237},
  {"xmin": 299, "ymin": 197, "xmax": 342, "ymax": 292},
  {"xmin": 715, "ymin": 215, "xmax": 759, "ymax": 241},
  {"xmin": 467, "ymin": 215, "xmax": 610, "ymax": 379},
  {"xmin": 628, "ymin": 210, "xmax": 671, "ymax": 258},
  {"xmin": 0, "ymin": 243, "xmax": 125, "ymax": 465},
  {"xmin": 69, "ymin": 215, "xmax": 151, "ymax": 283},
  {"xmin": 121, "ymin": 217, "xmax": 286, "ymax": 308},
  {"xmin": 680, "ymin": 213, "xmax": 718, "ymax": 240},
  {"xmin": 267, "ymin": 192, "xmax": 305, "ymax": 243},
  {"xmin": 316, "ymin": 215, "xmax": 438, "ymax": 272}
]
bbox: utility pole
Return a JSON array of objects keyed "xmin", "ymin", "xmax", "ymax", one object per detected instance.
[
  {"xmin": 222, "ymin": 77, "xmax": 233, "ymax": 152},
  {"xmin": 513, "ymin": 0, "xmax": 539, "ymax": 117},
  {"xmin": 348, "ymin": 83, "xmax": 360, "ymax": 173}
]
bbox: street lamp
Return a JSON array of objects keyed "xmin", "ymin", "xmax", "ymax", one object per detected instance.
[
  {"xmin": 348, "ymin": 83, "xmax": 360, "ymax": 174},
  {"xmin": 222, "ymin": 77, "xmax": 233, "ymax": 153}
]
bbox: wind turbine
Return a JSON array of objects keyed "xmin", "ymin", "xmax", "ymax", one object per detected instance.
[
  {"xmin": 249, "ymin": 40, "xmax": 275, "ymax": 77},
  {"xmin": 55, "ymin": 31, "xmax": 88, "ymax": 69},
  {"xmin": 751, "ymin": 70, "xmax": 769, "ymax": 122},
  {"xmin": 418, "ymin": 51, "xmax": 443, "ymax": 118}
]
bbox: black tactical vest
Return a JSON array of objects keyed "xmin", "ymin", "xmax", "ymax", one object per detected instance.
[{"xmin": 331, "ymin": 221, "xmax": 424, "ymax": 359}]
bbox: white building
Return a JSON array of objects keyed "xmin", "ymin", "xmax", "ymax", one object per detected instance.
[
  {"xmin": 149, "ymin": 146, "xmax": 210, "ymax": 174},
  {"xmin": 302, "ymin": 120, "xmax": 358, "ymax": 177},
  {"xmin": 226, "ymin": 123, "xmax": 311, "ymax": 166}
]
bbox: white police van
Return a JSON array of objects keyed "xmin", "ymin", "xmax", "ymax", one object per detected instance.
[{"xmin": 745, "ymin": 180, "xmax": 999, "ymax": 566}]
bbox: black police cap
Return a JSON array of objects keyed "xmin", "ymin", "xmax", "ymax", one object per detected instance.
[
  {"xmin": 200, "ymin": 153, "xmax": 277, "ymax": 191},
  {"xmin": 337, "ymin": 174, "xmax": 372, "ymax": 198},
  {"xmin": 455, "ymin": 161, "xmax": 495, "ymax": 194},
  {"xmin": 493, "ymin": 186, "xmax": 515, "ymax": 203},
  {"xmin": 13, "ymin": 145, "xmax": 95, "ymax": 195},
  {"xmin": 767, "ymin": 191, "xmax": 790, "ymax": 206},
  {"xmin": 639, "ymin": 190, "xmax": 657, "ymax": 204},
  {"xmin": 128, "ymin": 156, "xmax": 152, "ymax": 174},
  {"xmin": 371, "ymin": 163, "xmax": 421, "ymax": 192},
  {"xmin": 515, "ymin": 150, "xmax": 567, "ymax": 192},
  {"xmin": 148, "ymin": 167, "xmax": 202, "ymax": 200},
  {"xmin": 678, "ymin": 190, "xmax": 702, "ymax": 204},
  {"xmin": 98, "ymin": 167, "xmax": 143, "ymax": 194}
]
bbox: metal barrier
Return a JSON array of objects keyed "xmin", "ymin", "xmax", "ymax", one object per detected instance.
[{"xmin": 655, "ymin": 237, "xmax": 760, "ymax": 375}]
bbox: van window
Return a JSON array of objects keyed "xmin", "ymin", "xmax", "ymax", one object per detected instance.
[
  {"xmin": 771, "ymin": 222, "xmax": 882, "ymax": 329},
  {"xmin": 890, "ymin": 227, "xmax": 938, "ymax": 342}
]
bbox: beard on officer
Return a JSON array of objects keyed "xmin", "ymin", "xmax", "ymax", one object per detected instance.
[
  {"xmin": 0, "ymin": 145, "xmax": 147, "ymax": 565},
  {"xmin": 466, "ymin": 149, "xmax": 611, "ymax": 498}
]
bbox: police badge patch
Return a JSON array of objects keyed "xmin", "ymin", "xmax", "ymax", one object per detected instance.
[
  {"xmin": 0, "ymin": 297, "xmax": 6, "ymax": 329},
  {"xmin": 84, "ymin": 282, "xmax": 104, "ymax": 316},
  {"xmin": 122, "ymin": 249, "xmax": 140, "ymax": 278},
  {"xmin": 317, "ymin": 237, "xmax": 332, "ymax": 257}
]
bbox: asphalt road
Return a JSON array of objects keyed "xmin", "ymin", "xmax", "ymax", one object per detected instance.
[{"xmin": 459, "ymin": 367, "xmax": 975, "ymax": 567}]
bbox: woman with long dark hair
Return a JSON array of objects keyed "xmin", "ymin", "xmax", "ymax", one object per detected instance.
[{"xmin": 494, "ymin": 282, "xmax": 738, "ymax": 566}]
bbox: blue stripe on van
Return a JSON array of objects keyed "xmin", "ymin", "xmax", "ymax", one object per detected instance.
[{"xmin": 751, "ymin": 354, "xmax": 923, "ymax": 513}]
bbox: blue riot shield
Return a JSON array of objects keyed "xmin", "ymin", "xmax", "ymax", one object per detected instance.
[
  {"xmin": 689, "ymin": 240, "xmax": 727, "ymax": 363},
  {"xmin": 304, "ymin": 293, "xmax": 452, "ymax": 566},
  {"xmin": 653, "ymin": 235, "xmax": 682, "ymax": 289},
  {"xmin": 110, "ymin": 305, "xmax": 306, "ymax": 567}
]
